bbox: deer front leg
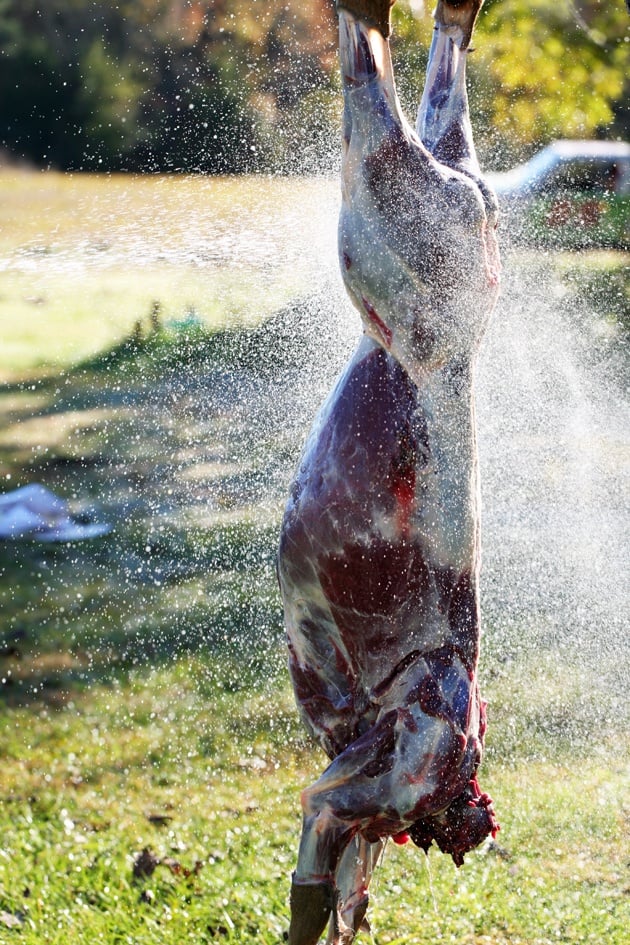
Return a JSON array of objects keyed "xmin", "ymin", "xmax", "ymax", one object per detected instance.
[
  {"xmin": 289, "ymin": 701, "xmax": 463, "ymax": 945},
  {"xmin": 324, "ymin": 835, "xmax": 385, "ymax": 943},
  {"xmin": 293, "ymin": 678, "xmax": 475, "ymax": 870}
]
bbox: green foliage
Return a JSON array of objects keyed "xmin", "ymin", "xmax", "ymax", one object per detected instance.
[
  {"xmin": 76, "ymin": 40, "xmax": 144, "ymax": 165},
  {"xmin": 388, "ymin": 1, "xmax": 629, "ymax": 165},
  {"xmin": 475, "ymin": 0, "xmax": 630, "ymax": 161},
  {"xmin": 0, "ymin": 0, "xmax": 338, "ymax": 172},
  {"xmin": 0, "ymin": 0, "xmax": 627, "ymax": 173}
]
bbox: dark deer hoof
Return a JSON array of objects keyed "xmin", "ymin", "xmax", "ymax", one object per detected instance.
[{"xmin": 288, "ymin": 880, "xmax": 335, "ymax": 945}]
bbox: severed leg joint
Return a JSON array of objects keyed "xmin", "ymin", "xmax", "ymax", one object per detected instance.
[
  {"xmin": 434, "ymin": 0, "xmax": 484, "ymax": 50},
  {"xmin": 336, "ymin": 0, "xmax": 396, "ymax": 38}
]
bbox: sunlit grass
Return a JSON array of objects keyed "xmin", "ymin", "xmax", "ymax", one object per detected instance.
[
  {"xmin": 0, "ymin": 267, "xmax": 289, "ymax": 376},
  {"xmin": 0, "ymin": 661, "xmax": 627, "ymax": 944}
]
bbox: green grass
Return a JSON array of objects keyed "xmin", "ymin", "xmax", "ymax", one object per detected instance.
[
  {"xmin": 0, "ymin": 671, "xmax": 626, "ymax": 945},
  {"xmin": 0, "ymin": 662, "xmax": 627, "ymax": 944},
  {"xmin": 0, "ymin": 172, "xmax": 629, "ymax": 943}
]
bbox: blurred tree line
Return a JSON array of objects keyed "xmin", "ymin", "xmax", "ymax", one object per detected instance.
[{"xmin": 0, "ymin": 0, "xmax": 627, "ymax": 174}]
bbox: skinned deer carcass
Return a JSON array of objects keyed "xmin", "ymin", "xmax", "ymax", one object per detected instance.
[{"xmin": 278, "ymin": 3, "xmax": 501, "ymax": 942}]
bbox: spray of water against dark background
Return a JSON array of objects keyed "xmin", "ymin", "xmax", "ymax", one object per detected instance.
[{"xmin": 238, "ymin": 186, "xmax": 630, "ymax": 753}]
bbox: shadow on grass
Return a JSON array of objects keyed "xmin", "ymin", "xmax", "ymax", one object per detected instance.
[
  {"xmin": 0, "ymin": 293, "xmax": 353, "ymax": 709},
  {"xmin": 0, "ymin": 519, "xmax": 286, "ymax": 705}
]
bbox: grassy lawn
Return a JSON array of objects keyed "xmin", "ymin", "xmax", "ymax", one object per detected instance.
[{"xmin": 0, "ymin": 172, "xmax": 628, "ymax": 943}]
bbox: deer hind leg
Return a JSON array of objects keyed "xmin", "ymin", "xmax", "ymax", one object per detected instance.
[
  {"xmin": 289, "ymin": 701, "xmax": 461, "ymax": 945},
  {"xmin": 337, "ymin": 0, "xmax": 396, "ymax": 39},
  {"xmin": 337, "ymin": 3, "xmax": 398, "ymax": 103},
  {"xmin": 435, "ymin": 0, "xmax": 484, "ymax": 51},
  {"xmin": 293, "ymin": 684, "xmax": 474, "ymax": 879},
  {"xmin": 417, "ymin": 0, "xmax": 500, "ymax": 274},
  {"xmin": 416, "ymin": 10, "xmax": 480, "ymax": 178}
]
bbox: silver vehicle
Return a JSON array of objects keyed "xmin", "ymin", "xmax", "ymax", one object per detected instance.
[{"xmin": 487, "ymin": 140, "xmax": 630, "ymax": 249}]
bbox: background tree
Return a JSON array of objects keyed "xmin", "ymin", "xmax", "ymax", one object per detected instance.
[
  {"xmin": 0, "ymin": 0, "xmax": 627, "ymax": 173},
  {"xmin": 389, "ymin": 0, "xmax": 629, "ymax": 166},
  {"xmin": 473, "ymin": 0, "xmax": 629, "ymax": 164}
]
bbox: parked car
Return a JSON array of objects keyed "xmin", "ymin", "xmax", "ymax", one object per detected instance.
[{"xmin": 487, "ymin": 140, "xmax": 630, "ymax": 249}]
